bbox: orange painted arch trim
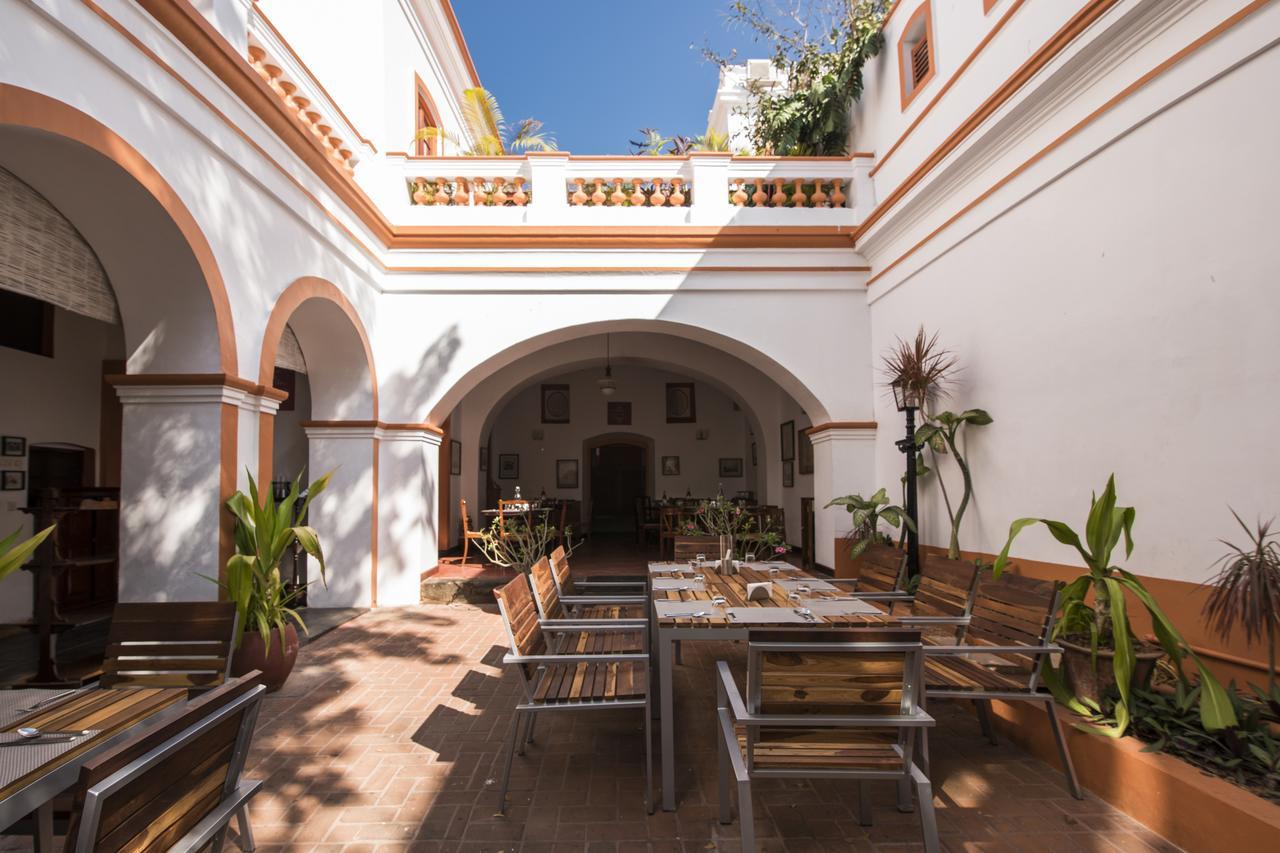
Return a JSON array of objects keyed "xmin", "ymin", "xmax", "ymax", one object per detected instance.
[
  {"xmin": 299, "ymin": 420, "xmax": 444, "ymax": 435},
  {"xmin": 0, "ymin": 84, "xmax": 238, "ymax": 375},
  {"xmin": 106, "ymin": 373, "xmax": 287, "ymax": 402},
  {"xmin": 806, "ymin": 421, "xmax": 878, "ymax": 436}
]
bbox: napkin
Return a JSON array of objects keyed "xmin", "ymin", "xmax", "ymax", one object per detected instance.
[{"xmin": 745, "ymin": 581, "xmax": 772, "ymax": 602}]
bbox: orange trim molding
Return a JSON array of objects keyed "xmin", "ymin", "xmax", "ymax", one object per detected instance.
[
  {"xmin": 0, "ymin": 84, "xmax": 239, "ymax": 375},
  {"xmin": 806, "ymin": 421, "xmax": 877, "ymax": 436},
  {"xmin": 385, "ymin": 226, "xmax": 857, "ymax": 250},
  {"xmin": 107, "ymin": 373, "xmax": 287, "ymax": 401},
  {"xmin": 898, "ymin": 1, "xmax": 937, "ymax": 111}
]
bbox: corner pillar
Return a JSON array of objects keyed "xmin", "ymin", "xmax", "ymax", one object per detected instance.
[{"xmin": 809, "ymin": 423, "xmax": 877, "ymax": 569}]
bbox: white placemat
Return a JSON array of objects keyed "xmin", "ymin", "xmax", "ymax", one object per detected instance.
[
  {"xmin": 0, "ymin": 729, "xmax": 99, "ymax": 788},
  {"xmin": 652, "ymin": 578, "xmax": 706, "ymax": 592},
  {"xmin": 803, "ymin": 599, "xmax": 884, "ymax": 616},
  {"xmin": 741, "ymin": 562, "xmax": 803, "ymax": 573},
  {"xmin": 724, "ymin": 607, "xmax": 810, "ymax": 624},
  {"xmin": 655, "ymin": 601, "xmax": 721, "ymax": 618},
  {"xmin": 775, "ymin": 578, "xmax": 837, "ymax": 592}
]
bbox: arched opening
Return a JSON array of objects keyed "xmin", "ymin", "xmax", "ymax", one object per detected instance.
[
  {"xmin": 0, "ymin": 88, "xmax": 236, "ymax": 679},
  {"xmin": 259, "ymin": 278, "xmax": 379, "ymax": 608},
  {"xmin": 582, "ymin": 432, "xmax": 655, "ymax": 536}
]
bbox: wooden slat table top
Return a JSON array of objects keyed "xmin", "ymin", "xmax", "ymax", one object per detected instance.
[
  {"xmin": 650, "ymin": 563, "xmax": 893, "ymax": 628},
  {"xmin": 0, "ymin": 687, "xmax": 186, "ymax": 803}
]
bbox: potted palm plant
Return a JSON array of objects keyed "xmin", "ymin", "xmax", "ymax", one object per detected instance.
[
  {"xmin": 994, "ymin": 475, "xmax": 1236, "ymax": 735},
  {"xmin": 209, "ymin": 470, "xmax": 330, "ymax": 691}
]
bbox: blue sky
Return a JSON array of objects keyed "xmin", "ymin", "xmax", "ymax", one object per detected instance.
[{"xmin": 451, "ymin": 1, "xmax": 770, "ymax": 154}]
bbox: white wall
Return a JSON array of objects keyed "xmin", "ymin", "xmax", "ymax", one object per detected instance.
[
  {"xmin": 867, "ymin": 40, "xmax": 1280, "ymax": 585},
  {"xmin": 0, "ymin": 309, "xmax": 123, "ymax": 620},
  {"xmin": 487, "ymin": 366, "xmax": 756, "ymax": 511}
]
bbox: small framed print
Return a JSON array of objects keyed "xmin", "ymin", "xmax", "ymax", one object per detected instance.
[
  {"xmin": 719, "ymin": 457, "xmax": 744, "ymax": 478},
  {"xmin": 798, "ymin": 427, "xmax": 814, "ymax": 475},
  {"xmin": 661, "ymin": 456, "xmax": 680, "ymax": 476},
  {"xmin": 665, "ymin": 382, "xmax": 696, "ymax": 423},
  {"xmin": 1, "ymin": 470, "xmax": 25, "ymax": 491},
  {"xmin": 556, "ymin": 458, "xmax": 579, "ymax": 489},
  {"xmin": 450, "ymin": 440, "xmax": 461, "ymax": 476},
  {"xmin": 782, "ymin": 460, "xmax": 795, "ymax": 488},
  {"xmin": 606, "ymin": 400, "xmax": 632, "ymax": 426},
  {"xmin": 780, "ymin": 420, "xmax": 796, "ymax": 461},
  {"xmin": 541, "ymin": 384, "xmax": 571, "ymax": 424},
  {"xmin": 498, "ymin": 453, "xmax": 520, "ymax": 480},
  {"xmin": 1, "ymin": 436, "xmax": 25, "ymax": 457},
  {"xmin": 479, "ymin": 447, "xmax": 489, "ymax": 472}
]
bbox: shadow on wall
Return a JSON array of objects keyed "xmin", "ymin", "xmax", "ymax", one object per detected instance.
[{"xmin": 381, "ymin": 323, "xmax": 462, "ymax": 425}]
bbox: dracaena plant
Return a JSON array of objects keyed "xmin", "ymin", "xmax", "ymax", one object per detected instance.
[
  {"xmin": 826, "ymin": 488, "xmax": 915, "ymax": 559},
  {"xmin": 994, "ymin": 475, "xmax": 1236, "ymax": 735},
  {"xmin": 915, "ymin": 409, "xmax": 992, "ymax": 559},
  {"xmin": 0, "ymin": 524, "xmax": 55, "ymax": 583},
  {"xmin": 208, "ymin": 470, "xmax": 331, "ymax": 652},
  {"xmin": 1202, "ymin": 512, "xmax": 1280, "ymax": 702}
]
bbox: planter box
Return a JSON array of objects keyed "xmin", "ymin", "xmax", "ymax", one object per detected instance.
[{"xmin": 989, "ymin": 699, "xmax": 1280, "ymax": 852}]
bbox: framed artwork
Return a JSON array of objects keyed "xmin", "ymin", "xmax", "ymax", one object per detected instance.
[
  {"xmin": 1, "ymin": 470, "xmax": 25, "ymax": 491},
  {"xmin": 607, "ymin": 401, "xmax": 632, "ymax": 426},
  {"xmin": 1, "ymin": 436, "xmax": 25, "ymax": 457},
  {"xmin": 541, "ymin": 384, "xmax": 570, "ymax": 424},
  {"xmin": 751, "ymin": 442, "xmax": 757, "ymax": 466},
  {"xmin": 498, "ymin": 453, "xmax": 519, "ymax": 479},
  {"xmin": 665, "ymin": 382, "xmax": 696, "ymax": 423},
  {"xmin": 782, "ymin": 460, "xmax": 795, "ymax": 488},
  {"xmin": 719, "ymin": 457, "xmax": 744, "ymax": 478},
  {"xmin": 450, "ymin": 440, "xmax": 461, "ymax": 476},
  {"xmin": 661, "ymin": 456, "xmax": 680, "ymax": 476},
  {"xmin": 556, "ymin": 458, "xmax": 579, "ymax": 489},
  {"xmin": 479, "ymin": 447, "xmax": 488, "ymax": 472},
  {"xmin": 798, "ymin": 428, "xmax": 814, "ymax": 475},
  {"xmin": 780, "ymin": 420, "xmax": 796, "ymax": 461}
]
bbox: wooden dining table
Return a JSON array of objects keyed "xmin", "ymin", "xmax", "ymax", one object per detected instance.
[
  {"xmin": 0, "ymin": 686, "xmax": 187, "ymax": 849},
  {"xmin": 648, "ymin": 560, "xmax": 897, "ymax": 811}
]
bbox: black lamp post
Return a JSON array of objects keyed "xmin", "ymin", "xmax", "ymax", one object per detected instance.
[{"xmin": 890, "ymin": 378, "xmax": 921, "ymax": 578}]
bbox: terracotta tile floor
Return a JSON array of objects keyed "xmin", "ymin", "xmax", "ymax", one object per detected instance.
[{"xmin": 233, "ymin": 602, "xmax": 1183, "ymax": 853}]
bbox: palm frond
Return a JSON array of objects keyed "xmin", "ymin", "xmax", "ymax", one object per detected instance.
[{"xmin": 508, "ymin": 118, "xmax": 557, "ymax": 152}]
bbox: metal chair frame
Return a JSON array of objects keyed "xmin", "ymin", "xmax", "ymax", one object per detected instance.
[
  {"xmin": 548, "ymin": 546, "xmax": 647, "ymax": 598},
  {"xmin": 494, "ymin": 592, "xmax": 654, "ymax": 815},
  {"xmin": 70, "ymin": 683, "xmax": 266, "ymax": 853},
  {"xmin": 715, "ymin": 635, "xmax": 938, "ymax": 853}
]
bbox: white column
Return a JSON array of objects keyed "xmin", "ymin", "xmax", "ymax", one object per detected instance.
[
  {"xmin": 303, "ymin": 424, "xmax": 377, "ymax": 608},
  {"xmin": 113, "ymin": 382, "xmax": 275, "ymax": 602},
  {"xmin": 527, "ymin": 152, "xmax": 569, "ymax": 220},
  {"xmin": 689, "ymin": 153, "xmax": 730, "ymax": 224},
  {"xmin": 377, "ymin": 426, "xmax": 442, "ymax": 606},
  {"xmin": 810, "ymin": 425, "xmax": 878, "ymax": 569}
]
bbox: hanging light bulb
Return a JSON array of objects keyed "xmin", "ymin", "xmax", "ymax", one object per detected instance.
[{"xmin": 598, "ymin": 334, "xmax": 617, "ymax": 396}]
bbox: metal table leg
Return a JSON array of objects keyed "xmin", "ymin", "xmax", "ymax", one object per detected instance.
[
  {"xmin": 32, "ymin": 802, "xmax": 52, "ymax": 852},
  {"xmin": 659, "ymin": 627, "xmax": 676, "ymax": 811}
]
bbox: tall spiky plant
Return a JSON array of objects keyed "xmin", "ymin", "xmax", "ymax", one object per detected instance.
[
  {"xmin": 1202, "ymin": 512, "xmax": 1280, "ymax": 698},
  {"xmin": 415, "ymin": 87, "xmax": 556, "ymax": 156},
  {"xmin": 881, "ymin": 326, "xmax": 957, "ymax": 414}
]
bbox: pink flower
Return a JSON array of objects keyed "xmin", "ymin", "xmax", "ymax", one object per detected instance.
[{"xmin": 774, "ymin": 545, "xmax": 787, "ymax": 554}]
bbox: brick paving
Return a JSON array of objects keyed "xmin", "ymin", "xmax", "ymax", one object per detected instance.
[{"xmin": 233, "ymin": 601, "xmax": 1183, "ymax": 853}]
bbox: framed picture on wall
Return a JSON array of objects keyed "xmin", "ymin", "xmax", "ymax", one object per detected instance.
[
  {"xmin": 661, "ymin": 456, "xmax": 680, "ymax": 476},
  {"xmin": 541, "ymin": 384, "xmax": 570, "ymax": 424},
  {"xmin": 780, "ymin": 420, "xmax": 795, "ymax": 461},
  {"xmin": 606, "ymin": 401, "xmax": 632, "ymax": 426},
  {"xmin": 450, "ymin": 440, "xmax": 461, "ymax": 476},
  {"xmin": 719, "ymin": 457, "xmax": 744, "ymax": 478},
  {"xmin": 479, "ymin": 447, "xmax": 488, "ymax": 472},
  {"xmin": 782, "ymin": 460, "xmax": 794, "ymax": 488},
  {"xmin": 498, "ymin": 453, "xmax": 519, "ymax": 479},
  {"xmin": 556, "ymin": 459, "xmax": 579, "ymax": 489},
  {"xmin": 1, "ymin": 470, "xmax": 25, "ymax": 491},
  {"xmin": 665, "ymin": 382, "xmax": 696, "ymax": 423},
  {"xmin": 1, "ymin": 436, "xmax": 25, "ymax": 457},
  {"xmin": 798, "ymin": 427, "xmax": 814, "ymax": 475}
]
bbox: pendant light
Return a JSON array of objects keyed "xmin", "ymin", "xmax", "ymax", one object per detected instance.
[{"xmin": 598, "ymin": 334, "xmax": 617, "ymax": 396}]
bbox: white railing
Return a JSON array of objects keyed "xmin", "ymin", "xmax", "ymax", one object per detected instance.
[{"xmin": 387, "ymin": 153, "xmax": 875, "ymax": 226}]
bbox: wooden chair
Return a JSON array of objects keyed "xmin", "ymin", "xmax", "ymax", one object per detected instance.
[
  {"xmin": 890, "ymin": 554, "xmax": 981, "ymax": 642},
  {"xmin": 64, "ymin": 672, "xmax": 266, "ymax": 852},
  {"xmin": 659, "ymin": 507, "xmax": 683, "ymax": 560},
  {"xmin": 673, "ymin": 535, "xmax": 720, "ymax": 563},
  {"xmin": 530, "ymin": 557, "xmax": 646, "ymax": 623},
  {"xmin": 100, "ymin": 602, "xmax": 237, "ymax": 690},
  {"xmin": 496, "ymin": 499, "xmax": 531, "ymax": 537},
  {"xmin": 459, "ymin": 498, "xmax": 485, "ymax": 566},
  {"xmin": 548, "ymin": 545, "xmax": 646, "ymax": 596},
  {"xmin": 493, "ymin": 575, "xmax": 653, "ymax": 814},
  {"xmin": 636, "ymin": 498, "xmax": 660, "ymax": 547},
  {"xmin": 845, "ymin": 543, "xmax": 909, "ymax": 596},
  {"xmin": 915, "ymin": 572, "xmax": 1081, "ymax": 799},
  {"xmin": 715, "ymin": 629, "xmax": 938, "ymax": 853}
]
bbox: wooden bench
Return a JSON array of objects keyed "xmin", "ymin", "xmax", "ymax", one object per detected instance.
[{"xmin": 100, "ymin": 602, "xmax": 237, "ymax": 690}]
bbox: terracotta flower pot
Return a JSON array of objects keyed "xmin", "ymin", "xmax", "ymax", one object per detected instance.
[
  {"xmin": 231, "ymin": 623, "xmax": 299, "ymax": 691},
  {"xmin": 1059, "ymin": 636, "xmax": 1163, "ymax": 706}
]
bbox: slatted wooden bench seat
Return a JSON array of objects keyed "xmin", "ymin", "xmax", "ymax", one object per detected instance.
[
  {"xmin": 529, "ymin": 558, "xmax": 646, "ymax": 656},
  {"xmin": 673, "ymin": 535, "xmax": 719, "ymax": 563},
  {"xmin": 493, "ymin": 574, "xmax": 653, "ymax": 814},
  {"xmin": 100, "ymin": 601, "xmax": 237, "ymax": 690},
  {"xmin": 550, "ymin": 545, "xmax": 647, "ymax": 594},
  {"xmin": 715, "ymin": 628, "xmax": 939, "ymax": 853}
]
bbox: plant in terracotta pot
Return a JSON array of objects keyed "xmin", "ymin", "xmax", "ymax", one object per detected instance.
[
  {"xmin": 994, "ymin": 474, "xmax": 1236, "ymax": 735},
  {"xmin": 209, "ymin": 470, "xmax": 330, "ymax": 691}
]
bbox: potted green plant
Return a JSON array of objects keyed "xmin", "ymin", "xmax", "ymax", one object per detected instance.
[
  {"xmin": 209, "ymin": 470, "xmax": 330, "ymax": 691},
  {"xmin": 994, "ymin": 475, "xmax": 1236, "ymax": 735},
  {"xmin": 474, "ymin": 512, "xmax": 570, "ymax": 574},
  {"xmin": 826, "ymin": 487, "xmax": 914, "ymax": 561},
  {"xmin": 914, "ymin": 409, "xmax": 992, "ymax": 559}
]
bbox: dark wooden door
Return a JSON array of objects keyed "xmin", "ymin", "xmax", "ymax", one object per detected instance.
[
  {"xmin": 800, "ymin": 497, "xmax": 815, "ymax": 570},
  {"xmin": 591, "ymin": 444, "xmax": 646, "ymax": 533}
]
